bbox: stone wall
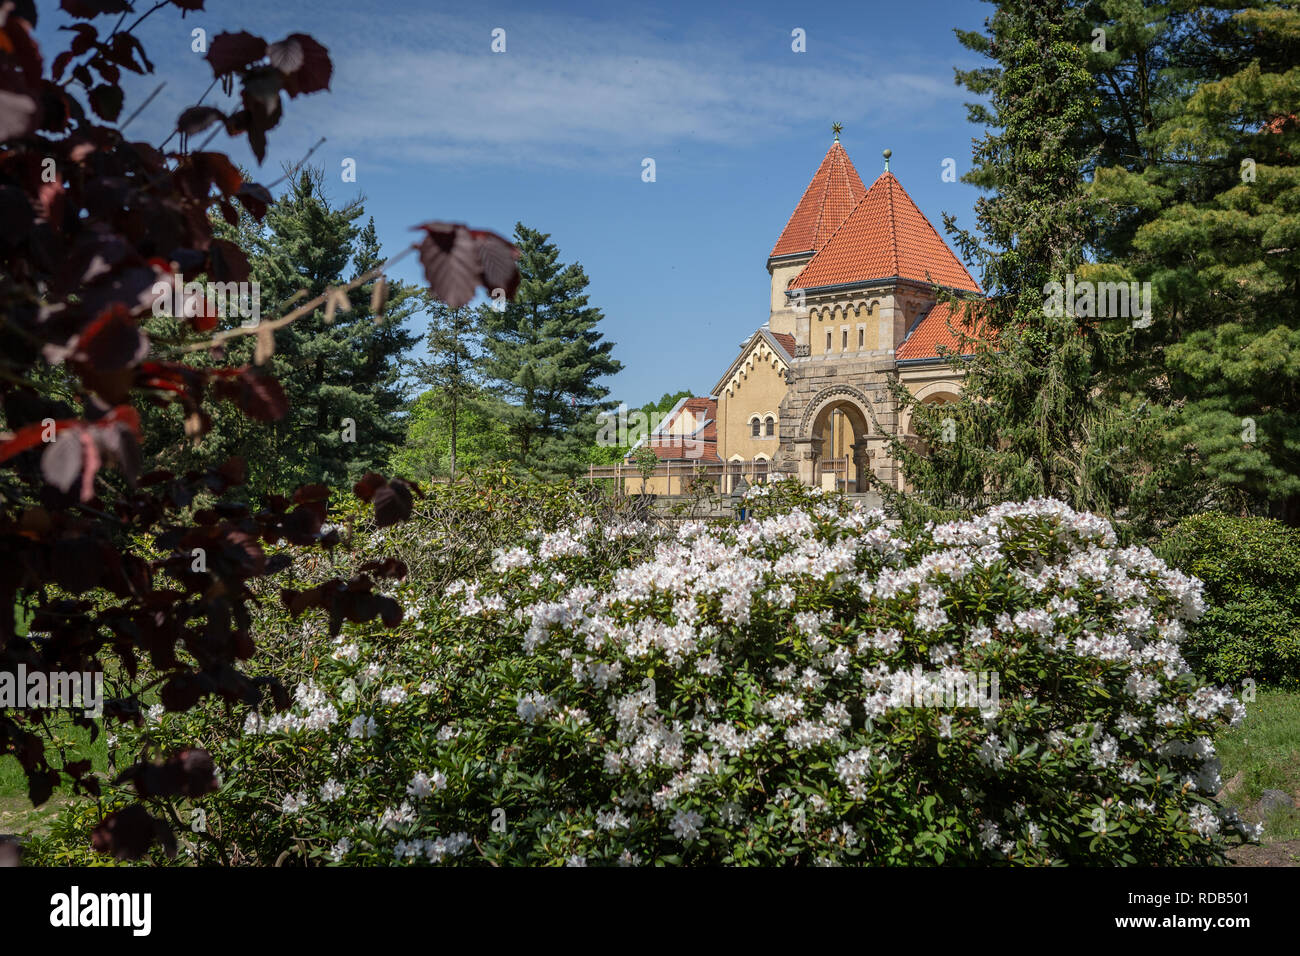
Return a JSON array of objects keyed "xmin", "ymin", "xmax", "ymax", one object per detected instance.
[
  {"xmin": 776, "ymin": 353, "xmax": 902, "ymax": 487},
  {"xmin": 646, "ymin": 490, "xmax": 886, "ymax": 523}
]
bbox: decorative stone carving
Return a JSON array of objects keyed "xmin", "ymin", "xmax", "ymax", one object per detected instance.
[{"xmin": 796, "ymin": 383, "xmax": 875, "ymax": 437}]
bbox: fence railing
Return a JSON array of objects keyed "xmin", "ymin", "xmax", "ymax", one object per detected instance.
[
  {"xmin": 586, "ymin": 459, "xmax": 777, "ymax": 496},
  {"xmin": 586, "ymin": 456, "xmax": 859, "ymax": 496}
]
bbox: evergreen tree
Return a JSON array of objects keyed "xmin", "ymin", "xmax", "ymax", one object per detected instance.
[
  {"xmin": 1074, "ymin": 0, "xmax": 1252, "ymax": 183},
  {"xmin": 412, "ymin": 301, "xmax": 481, "ymax": 480},
  {"xmin": 136, "ymin": 199, "xmax": 261, "ymax": 481},
  {"xmin": 477, "ymin": 223, "xmax": 622, "ymax": 478},
  {"xmin": 139, "ymin": 168, "xmax": 420, "ymax": 493},
  {"xmin": 1093, "ymin": 3, "xmax": 1300, "ymax": 523},
  {"xmin": 244, "ymin": 167, "xmax": 420, "ymax": 491},
  {"xmin": 346, "ymin": 217, "xmax": 424, "ymax": 469},
  {"xmin": 887, "ymin": 0, "xmax": 1138, "ymax": 521}
]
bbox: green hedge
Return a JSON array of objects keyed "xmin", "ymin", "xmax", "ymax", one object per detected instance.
[{"xmin": 1157, "ymin": 513, "xmax": 1300, "ymax": 689}]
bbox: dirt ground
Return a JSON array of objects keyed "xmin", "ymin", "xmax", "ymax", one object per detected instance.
[
  {"xmin": 0, "ymin": 794, "xmax": 69, "ymax": 840},
  {"xmin": 1226, "ymin": 839, "xmax": 1300, "ymax": 867}
]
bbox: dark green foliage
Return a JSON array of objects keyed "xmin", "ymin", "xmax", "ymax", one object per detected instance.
[
  {"xmin": 1158, "ymin": 512, "xmax": 1300, "ymax": 688},
  {"xmin": 476, "ymin": 224, "xmax": 622, "ymax": 479},
  {"xmin": 140, "ymin": 168, "xmax": 421, "ymax": 493},
  {"xmin": 888, "ymin": 0, "xmax": 1140, "ymax": 523},
  {"xmin": 1093, "ymin": 4, "xmax": 1300, "ymax": 524},
  {"xmin": 247, "ymin": 169, "xmax": 421, "ymax": 491}
]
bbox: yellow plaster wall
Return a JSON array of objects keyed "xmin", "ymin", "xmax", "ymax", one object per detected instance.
[
  {"xmin": 627, "ymin": 465, "xmax": 706, "ymax": 497},
  {"xmin": 717, "ymin": 350, "xmax": 787, "ymax": 463},
  {"xmin": 661, "ymin": 406, "xmax": 703, "ymax": 436},
  {"xmin": 768, "ymin": 258, "xmax": 811, "ymax": 335},
  {"xmin": 811, "ymin": 302, "xmax": 880, "ymax": 356}
]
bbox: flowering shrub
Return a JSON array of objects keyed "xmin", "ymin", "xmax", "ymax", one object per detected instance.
[{"xmin": 56, "ymin": 478, "xmax": 1251, "ymax": 866}]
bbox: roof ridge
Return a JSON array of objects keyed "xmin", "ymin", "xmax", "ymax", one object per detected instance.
[
  {"xmin": 788, "ymin": 169, "xmax": 982, "ymax": 294},
  {"xmin": 904, "ymin": 299, "xmax": 935, "ymax": 338},
  {"xmin": 886, "ymin": 171, "xmax": 980, "ymax": 291},
  {"xmin": 770, "ymin": 141, "xmax": 866, "ymax": 258},
  {"xmin": 897, "ymin": 299, "xmax": 985, "ymax": 361},
  {"xmin": 709, "ymin": 327, "xmax": 793, "ymax": 396},
  {"xmin": 885, "ymin": 173, "xmax": 899, "ymax": 277},
  {"xmin": 793, "ymin": 170, "xmax": 872, "ymax": 264},
  {"xmin": 770, "ymin": 174, "xmax": 820, "ymax": 256},
  {"xmin": 811, "ymin": 148, "xmax": 835, "ymax": 249}
]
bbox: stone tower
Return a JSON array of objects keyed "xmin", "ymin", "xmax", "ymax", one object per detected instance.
[{"xmin": 765, "ymin": 140, "xmax": 981, "ymax": 490}]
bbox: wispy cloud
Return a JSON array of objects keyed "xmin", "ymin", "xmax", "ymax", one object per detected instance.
[
  {"xmin": 256, "ymin": 7, "xmax": 965, "ymax": 172},
  {"xmin": 53, "ymin": 2, "xmax": 968, "ymax": 176}
]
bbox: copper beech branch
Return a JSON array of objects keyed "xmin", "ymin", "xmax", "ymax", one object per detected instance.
[{"xmin": 172, "ymin": 245, "xmax": 416, "ymax": 357}]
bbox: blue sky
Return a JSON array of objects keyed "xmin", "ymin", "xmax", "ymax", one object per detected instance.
[{"xmin": 37, "ymin": 0, "xmax": 994, "ymax": 407}]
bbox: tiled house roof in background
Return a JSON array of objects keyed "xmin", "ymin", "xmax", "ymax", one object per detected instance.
[
  {"xmin": 769, "ymin": 142, "xmax": 868, "ymax": 258},
  {"xmin": 1264, "ymin": 113, "xmax": 1297, "ymax": 133},
  {"xmin": 627, "ymin": 396, "xmax": 719, "ymax": 462},
  {"xmin": 896, "ymin": 300, "xmax": 985, "ymax": 361},
  {"xmin": 790, "ymin": 172, "xmax": 981, "ymax": 293},
  {"xmin": 677, "ymin": 396, "xmax": 718, "ymax": 442}
]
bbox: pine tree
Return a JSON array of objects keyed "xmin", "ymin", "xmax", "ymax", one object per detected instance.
[
  {"xmin": 1075, "ymin": 0, "xmax": 1252, "ymax": 183},
  {"xmin": 413, "ymin": 301, "xmax": 480, "ymax": 480},
  {"xmin": 243, "ymin": 168, "xmax": 420, "ymax": 491},
  {"xmin": 1092, "ymin": 3, "xmax": 1300, "ymax": 523},
  {"xmin": 477, "ymin": 223, "xmax": 622, "ymax": 478},
  {"xmin": 346, "ymin": 217, "xmax": 424, "ymax": 463},
  {"xmin": 887, "ymin": 0, "xmax": 1136, "ymax": 520}
]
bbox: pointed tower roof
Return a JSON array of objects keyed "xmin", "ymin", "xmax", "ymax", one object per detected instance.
[
  {"xmin": 769, "ymin": 138, "xmax": 868, "ymax": 259},
  {"xmin": 789, "ymin": 167, "xmax": 981, "ymax": 293}
]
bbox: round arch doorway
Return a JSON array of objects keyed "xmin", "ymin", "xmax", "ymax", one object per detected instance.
[{"xmin": 800, "ymin": 390, "xmax": 873, "ymax": 493}]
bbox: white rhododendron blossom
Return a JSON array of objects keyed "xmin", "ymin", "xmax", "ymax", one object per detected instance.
[{"xmin": 118, "ymin": 485, "xmax": 1249, "ymax": 866}]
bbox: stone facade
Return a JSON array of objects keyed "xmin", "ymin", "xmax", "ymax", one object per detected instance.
[
  {"xmin": 711, "ymin": 281, "xmax": 967, "ymax": 493},
  {"xmin": 634, "ymin": 139, "xmax": 978, "ymax": 495}
]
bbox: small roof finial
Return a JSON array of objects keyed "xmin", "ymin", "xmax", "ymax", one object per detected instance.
[
  {"xmin": 832, "ymin": 122, "xmax": 842, "ymax": 143},
  {"xmin": 883, "ymin": 148, "xmax": 892, "ymax": 172}
]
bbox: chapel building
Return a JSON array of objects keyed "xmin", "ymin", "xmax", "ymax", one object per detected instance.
[{"xmin": 632, "ymin": 134, "xmax": 982, "ymax": 496}]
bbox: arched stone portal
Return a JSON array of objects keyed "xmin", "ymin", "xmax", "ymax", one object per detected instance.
[
  {"xmin": 898, "ymin": 380, "xmax": 962, "ymax": 439},
  {"xmin": 896, "ymin": 382, "xmax": 962, "ymax": 491},
  {"xmin": 794, "ymin": 385, "xmax": 875, "ymax": 492}
]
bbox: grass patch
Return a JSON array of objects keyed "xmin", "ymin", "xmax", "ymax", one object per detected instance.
[
  {"xmin": 1216, "ymin": 687, "xmax": 1300, "ymax": 842},
  {"xmin": 0, "ymin": 717, "xmax": 110, "ymax": 839}
]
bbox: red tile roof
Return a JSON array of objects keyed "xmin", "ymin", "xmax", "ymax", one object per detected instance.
[
  {"xmin": 678, "ymin": 396, "xmax": 717, "ymax": 441},
  {"xmin": 896, "ymin": 300, "xmax": 985, "ymax": 361},
  {"xmin": 770, "ymin": 142, "xmax": 867, "ymax": 258},
  {"xmin": 1264, "ymin": 113, "xmax": 1297, "ymax": 134},
  {"xmin": 640, "ymin": 441, "xmax": 720, "ymax": 463},
  {"xmin": 790, "ymin": 172, "xmax": 981, "ymax": 294},
  {"xmin": 769, "ymin": 332, "xmax": 796, "ymax": 358}
]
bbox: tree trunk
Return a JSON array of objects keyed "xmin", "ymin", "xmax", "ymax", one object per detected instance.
[{"xmin": 449, "ymin": 396, "xmax": 457, "ymax": 482}]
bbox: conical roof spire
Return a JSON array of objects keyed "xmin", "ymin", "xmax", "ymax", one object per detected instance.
[
  {"xmin": 770, "ymin": 135, "xmax": 867, "ymax": 259},
  {"xmin": 789, "ymin": 168, "xmax": 981, "ymax": 293}
]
